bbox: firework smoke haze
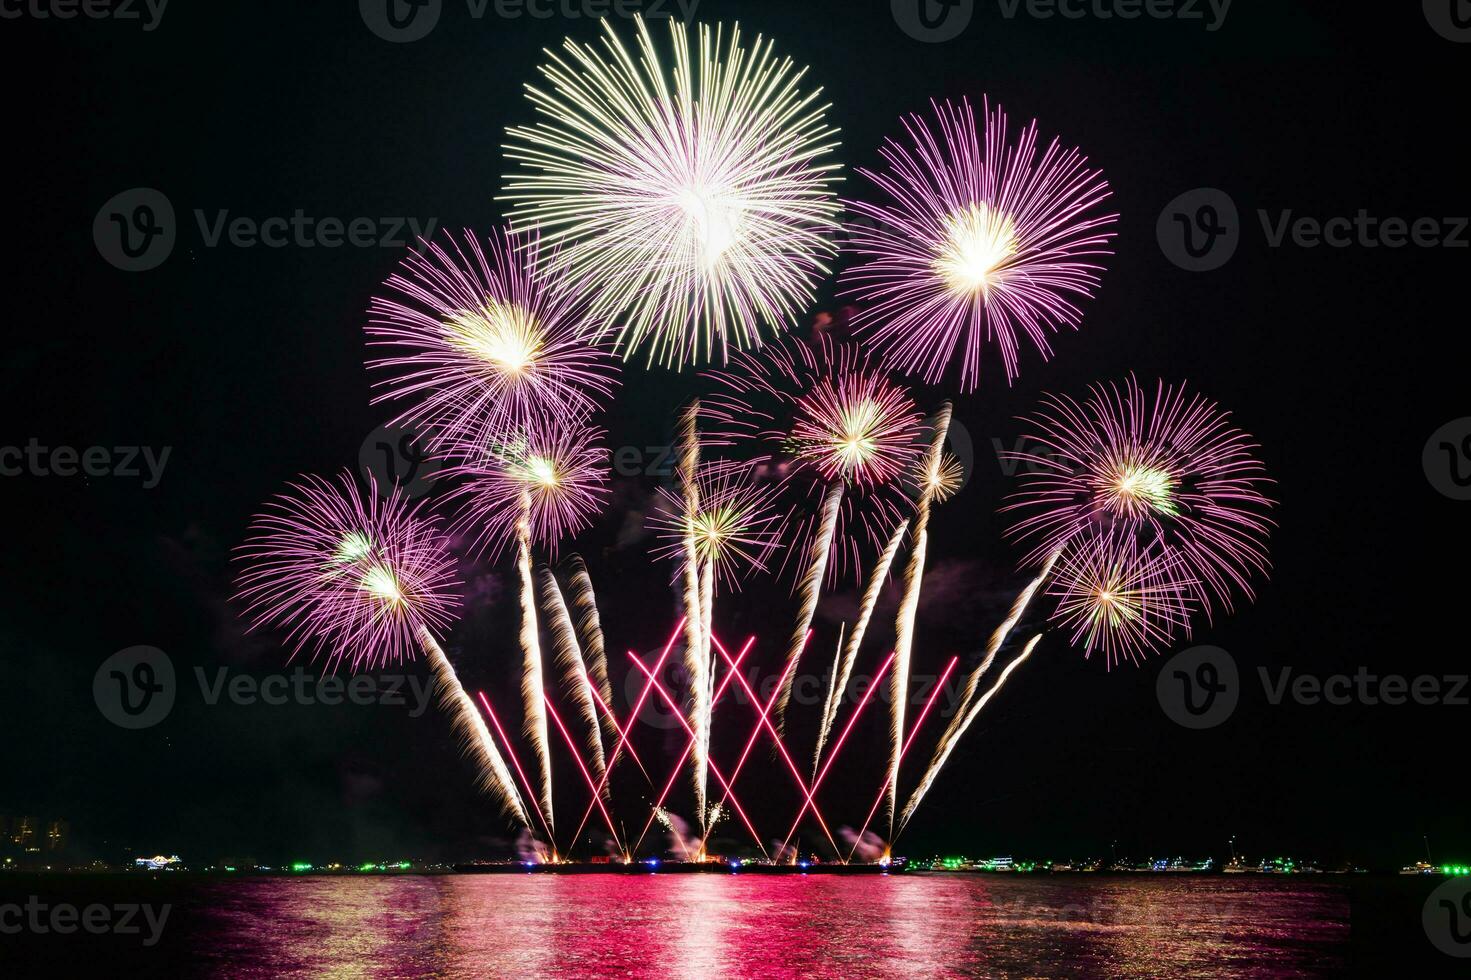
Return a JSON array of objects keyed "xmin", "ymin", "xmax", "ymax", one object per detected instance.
[
  {"xmin": 502, "ymin": 16, "xmax": 842, "ymax": 368},
  {"xmin": 841, "ymin": 97, "xmax": 1116, "ymax": 392}
]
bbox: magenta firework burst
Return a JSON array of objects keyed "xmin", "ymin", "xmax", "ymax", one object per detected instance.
[
  {"xmin": 1005, "ymin": 376, "xmax": 1275, "ymax": 619},
  {"xmin": 701, "ymin": 335, "xmax": 923, "ymax": 582},
  {"xmin": 442, "ymin": 417, "xmax": 611, "ymax": 558},
  {"xmin": 840, "ymin": 97, "xmax": 1116, "ymax": 392},
  {"xmin": 366, "ymin": 226, "xmax": 618, "ymax": 450},
  {"xmin": 235, "ymin": 471, "xmax": 461, "ymax": 670},
  {"xmin": 1046, "ymin": 530, "xmax": 1194, "ymax": 666}
]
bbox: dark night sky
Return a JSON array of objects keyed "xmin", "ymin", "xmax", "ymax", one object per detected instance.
[{"xmin": 1, "ymin": 1, "xmax": 1465, "ymax": 870}]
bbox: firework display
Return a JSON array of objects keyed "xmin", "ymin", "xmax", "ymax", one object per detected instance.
[
  {"xmin": 840, "ymin": 97, "xmax": 1116, "ymax": 392},
  {"xmin": 367, "ymin": 226, "xmax": 618, "ymax": 449},
  {"xmin": 234, "ymin": 17, "xmax": 1273, "ymax": 864},
  {"xmin": 502, "ymin": 16, "xmax": 841, "ymax": 368}
]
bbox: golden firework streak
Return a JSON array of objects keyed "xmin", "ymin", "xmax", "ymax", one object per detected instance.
[
  {"xmin": 898, "ymin": 633, "xmax": 1043, "ymax": 835},
  {"xmin": 566, "ymin": 556, "xmax": 615, "ymax": 748},
  {"xmin": 778, "ymin": 479, "xmax": 844, "ymax": 732},
  {"xmin": 944, "ymin": 548, "xmax": 1060, "ymax": 739},
  {"xmin": 886, "ymin": 403, "xmax": 952, "ymax": 834},
  {"xmin": 539, "ymin": 568, "xmax": 608, "ymax": 790},
  {"xmin": 416, "ymin": 625, "xmax": 529, "ymax": 827},
  {"xmin": 516, "ymin": 490, "xmax": 554, "ymax": 834},
  {"xmin": 677, "ymin": 401, "xmax": 711, "ymax": 839},
  {"xmin": 812, "ymin": 517, "xmax": 908, "ymax": 776}
]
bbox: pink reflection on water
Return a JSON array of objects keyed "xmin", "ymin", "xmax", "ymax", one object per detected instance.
[{"xmin": 198, "ymin": 874, "xmax": 1348, "ymax": 978}]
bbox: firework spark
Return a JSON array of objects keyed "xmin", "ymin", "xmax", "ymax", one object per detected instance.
[
  {"xmin": 650, "ymin": 462, "xmax": 784, "ymax": 589},
  {"xmin": 1005, "ymin": 376, "xmax": 1275, "ymax": 618},
  {"xmin": 502, "ymin": 16, "xmax": 842, "ymax": 368},
  {"xmin": 1047, "ymin": 531, "xmax": 1194, "ymax": 666},
  {"xmin": 702, "ymin": 335, "xmax": 923, "ymax": 582},
  {"xmin": 840, "ymin": 97, "xmax": 1116, "ymax": 391},
  {"xmin": 235, "ymin": 471, "xmax": 459, "ymax": 670},
  {"xmin": 442, "ymin": 416, "xmax": 610, "ymax": 559},
  {"xmin": 366, "ymin": 226, "xmax": 617, "ymax": 448}
]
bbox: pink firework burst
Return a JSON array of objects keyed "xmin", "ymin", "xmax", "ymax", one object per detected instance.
[
  {"xmin": 235, "ymin": 471, "xmax": 461, "ymax": 670},
  {"xmin": 702, "ymin": 335, "xmax": 923, "ymax": 581},
  {"xmin": 440, "ymin": 416, "xmax": 611, "ymax": 558},
  {"xmin": 1046, "ymin": 530, "xmax": 1194, "ymax": 667},
  {"xmin": 366, "ymin": 226, "xmax": 618, "ymax": 450},
  {"xmin": 840, "ymin": 97, "xmax": 1116, "ymax": 392},
  {"xmin": 1004, "ymin": 376, "xmax": 1275, "ymax": 619},
  {"xmin": 648, "ymin": 460, "xmax": 783, "ymax": 588}
]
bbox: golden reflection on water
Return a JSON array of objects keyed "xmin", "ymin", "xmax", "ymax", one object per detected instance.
[{"xmin": 199, "ymin": 874, "xmax": 1348, "ymax": 978}]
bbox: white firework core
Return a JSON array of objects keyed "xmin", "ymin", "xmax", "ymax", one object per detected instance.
[{"xmin": 502, "ymin": 16, "xmax": 842, "ymax": 368}]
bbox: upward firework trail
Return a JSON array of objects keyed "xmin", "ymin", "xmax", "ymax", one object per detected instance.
[
  {"xmin": 705, "ymin": 337, "xmax": 922, "ymax": 729},
  {"xmin": 422, "ymin": 629, "xmax": 529, "ymax": 827},
  {"xmin": 813, "ymin": 517, "xmax": 908, "ymax": 775},
  {"xmin": 539, "ymin": 568, "xmax": 607, "ymax": 789},
  {"xmin": 675, "ymin": 401, "xmax": 710, "ymax": 836},
  {"xmin": 566, "ymin": 557, "xmax": 615, "ymax": 748},
  {"xmin": 899, "ymin": 633, "xmax": 1043, "ymax": 835},
  {"xmin": 502, "ymin": 16, "xmax": 842, "ymax": 368},
  {"xmin": 887, "ymin": 404, "xmax": 953, "ymax": 833},
  {"xmin": 515, "ymin": 495, "xmax": 553, "ymax": 835},
  {"xmin": 940, "ymin": 551, "xmax": 1058, "ymax": 746},
  {"xmin": 235, "ymin": 472, "xmax": 525, "ymax": 824},
  {"xmin": 841, "ymin": 97, "xmax": 1116, "ymax": 391},
  {"xmin": 445, "ymin": 419, "xmax": 612, "ymax": 838}
]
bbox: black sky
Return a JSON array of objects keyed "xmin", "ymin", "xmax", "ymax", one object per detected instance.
[{"xmin": 1, "ymin": 1, "xmax": 1466, "ymax": 870}]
